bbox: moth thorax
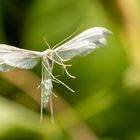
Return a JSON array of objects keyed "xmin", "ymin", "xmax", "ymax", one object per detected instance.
[
  {"xmin": 42, "ymin": 49, "xmax": 54, "ymax": 68},
  {"xmin": 42, "ymin": 49, "xmax": 53, "ymax": 58},
  {"xmin": 48, "ymin": 49, "xmax": 53, "ymax": 57}
]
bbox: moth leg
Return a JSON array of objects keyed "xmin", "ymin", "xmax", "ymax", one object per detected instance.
[
  {"xmin": 52, "ymin": 92, "xmax": 58, "ymax": 98},
  {"xmin": 51, "ymin": 74, "xmax": 75, "ymax": 92},
  {"xmin": 47, "ymin": 55, "xmax": 71, "ymax": 67},
  {"xmin": 50, "ymin": 92, "xmax": 54, "ymax": 124},
  {"xmin": 42, "ymin": 60, "xmax": 75, "ymax": 91},
  {"xmin": 53, "ymin": 51, "xmax": 76, "ymax": 78},
  {"xmin": 46, "ymin": 54, "xmax": 75, "ymax": 78},
  {"xmin": 40, "ymin": 62, "xmax": 44, "ymax": 123}
]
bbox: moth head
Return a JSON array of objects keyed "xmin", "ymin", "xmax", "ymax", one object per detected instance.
[{"xmin": 42, "ymin": 49, "xmax": 54, "ymax": 58}]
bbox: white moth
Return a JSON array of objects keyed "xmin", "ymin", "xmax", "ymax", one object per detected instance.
[{"xmin": 0, "ymin": 27, "xmax": 112, "ymax": 122}]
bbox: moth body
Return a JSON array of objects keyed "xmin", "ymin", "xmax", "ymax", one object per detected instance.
[{"xmin": 0, "ymin": 27, "xmax": 112, "ymax": 122}]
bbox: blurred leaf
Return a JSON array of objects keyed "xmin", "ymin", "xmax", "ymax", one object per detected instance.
[
  {"xmin": 0, "ymin": 96, "xmax": 73, "ymax": 140},
  {"xmin": 0, "ymin": 3, "xmax": 5, "ymax": 42},
  {"xmin": 1, "ymin": 0, "xmax": 140, "ymax": 140},
  {"xmin": 21, "ymin": 0, "xmax": 89, "ymax": 51}
]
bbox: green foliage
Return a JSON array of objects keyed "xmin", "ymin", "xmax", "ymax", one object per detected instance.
[{"xmin": 0, "ymin": 0, "xmax": 140, "ymax": 140}]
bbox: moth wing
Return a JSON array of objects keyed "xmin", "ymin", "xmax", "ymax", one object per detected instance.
[
  {"xmin": 0, "ymin": 61, "xmax": 14, "ymax": 72},
  {"xmin": 53, "ymin": 27, "xmax": 111, "ymax": 61},
  {"xmin": 54, "ymin": 40, "xmax": 97, "ymax": 61},
  {"xmin": 56, "ymin": 27, "xmax": 111, "ymax": 49},
  {"xmin": 0, "ymin": 44, "xmax": 42, "ymax": 71},
  {"xmin": 69, "ymin": 27, "xmax": 112, "ymax": 44}
]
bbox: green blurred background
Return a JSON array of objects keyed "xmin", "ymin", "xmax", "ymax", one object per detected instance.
[{"xmin": 0, "ymin": 0, "xmax": 140, "ymax": 140}]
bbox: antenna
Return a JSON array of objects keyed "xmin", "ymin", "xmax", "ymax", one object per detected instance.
[
  {"xmin": 52, "ymin": 25, "xmax": 83, "ymax": 49},
  {"xmin": 43, "ymin": 37, "xmax": 51, "ymax": 49}
]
